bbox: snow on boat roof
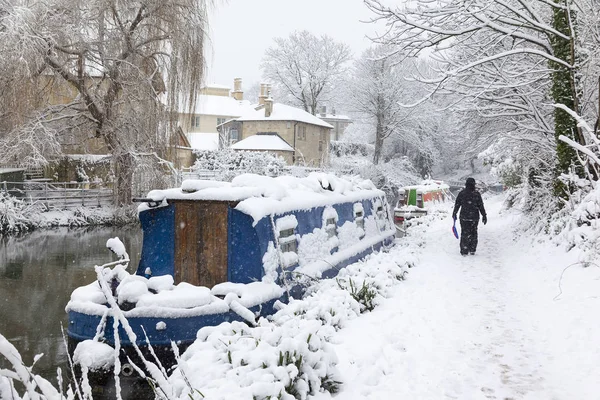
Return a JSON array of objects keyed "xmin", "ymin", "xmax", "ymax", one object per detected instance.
[
  {"xmin": 236, "ymin": 103, "xmax": 333, "ymax": 129},
  {"xmin": 142, "ymin": 173, "xmax": 384, "ymax": 224},
  {"xmin": 402, "ymin": 179, "xmax": 450, "ymax": 191},
  {"xmin": 230, "ymin": 133, "xmax": 294, "ymax": 152}
]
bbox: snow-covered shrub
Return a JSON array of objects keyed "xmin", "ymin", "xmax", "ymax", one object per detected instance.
[
  {"xmin": 193, "ymin": 149, "xmax": 286, "ymax": 181},
  {"xmin": 170, "ymin": 319, "xmax": 340, "ymax": 400},
  {"xmin": 336, "ymin": 278, "xmax": 377, "ymax": 312},
  {"xmin": 0, "ymin": 192, "xmax": 42, "ymax": 234},
  {"xmin": 65, "ymin": 206, "xmax": 137, "ymax": 227}
]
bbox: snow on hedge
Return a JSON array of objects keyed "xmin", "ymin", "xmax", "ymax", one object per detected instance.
[{"xmin": 167, "ymin": 248, "xmax": 413, "ymax": 399}]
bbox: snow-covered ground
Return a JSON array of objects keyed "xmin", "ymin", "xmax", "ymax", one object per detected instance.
[
  {"xmin": 314, "ymin": 194, "xmax": 600, "ymax": 400},
  {"xmin": 2, "ymin": 194, "xmax": 600, "ymax": 400}
]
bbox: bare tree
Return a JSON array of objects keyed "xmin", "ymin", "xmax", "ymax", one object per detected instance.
[
  {"xmin": 261, "ymin": 30, "xmax": 352, "ymax": 115},
  {"xmin": 365, "ymin": 0, "xmax": 593, "ymax": 193},
  {"xmin": 0, "ymin": 0, "xmax": 210, "ymax": 205}
]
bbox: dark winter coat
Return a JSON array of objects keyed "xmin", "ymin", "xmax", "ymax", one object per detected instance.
[{"xmin": 453, "ymin": 187, "xmax": 486, "ymax": 221}]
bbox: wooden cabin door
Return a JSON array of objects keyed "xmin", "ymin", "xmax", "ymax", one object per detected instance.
[{"xmin": 174, "ymin": 201, "xmax": 229, "ymax": 287}]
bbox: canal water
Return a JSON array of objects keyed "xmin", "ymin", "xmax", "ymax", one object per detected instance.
[{"xmin": 0, "ymin": 225, "xmax": 143, "ymax": 384}]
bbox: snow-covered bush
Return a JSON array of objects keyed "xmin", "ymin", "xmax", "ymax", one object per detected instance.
[
  {"xmin": 193, "ymin": 150, "xmax": 286, "ymax": 181},
  {"xmin": 170, "ymin": 319, "xmax": 340, "ymax": 400},
  {"xmin": 0, "ymin": 192, "xmax": 42, "ymax": 234}
]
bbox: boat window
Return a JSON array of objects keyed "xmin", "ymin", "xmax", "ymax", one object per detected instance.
[
  {"xmin": 279, "ymin": 228, "xmax": 297, "ymax": 253},
  {"xmin": 325, "ymin": 217, "xmax": 337, "ymax": 238},
  {"xmin": 353, "ymin": 203, "xmax": 365, "ymax": 235}
]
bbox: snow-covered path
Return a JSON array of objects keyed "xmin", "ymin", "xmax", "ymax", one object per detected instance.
[{"xmin": 316, "ymin": 195, "xmax": 600, "ymax": 400}]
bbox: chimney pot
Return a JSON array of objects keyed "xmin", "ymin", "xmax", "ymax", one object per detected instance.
[
  {"xmin": 265, "ymin": 98, "xmax": 273, "ymax": 117},
  {"xmin": 258, "ymin": 83, "xmax": 268, "ymax": 105},
  {"xmin": 232, "ymin": 78, "xmax": 243, "ymax": 100}
]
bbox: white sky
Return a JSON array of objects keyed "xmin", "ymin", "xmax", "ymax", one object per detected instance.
[{"xmin": 205, "ymin": 0, "xmax": 380, "ymax": 90}]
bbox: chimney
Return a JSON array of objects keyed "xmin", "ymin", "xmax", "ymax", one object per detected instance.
[
  {"xmin": 264, "ymin": 88, "xmax": 273, "ymax": 117},
  {"xmin": 232, "ymin": 78, "xmax": 243, "ymax": 101},
  {"xmin": 258, "ymin": 83, "xmax": 268, "ymax": 105}
]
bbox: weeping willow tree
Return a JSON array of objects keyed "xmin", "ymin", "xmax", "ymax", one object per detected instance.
[{"xmin": 0, "ymin": 0, "xmax": 210, "ymax": 205}]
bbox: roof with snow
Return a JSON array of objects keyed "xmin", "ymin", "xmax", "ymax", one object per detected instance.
[
  {"xmin": 188, "ymin": 132, "xmax": 219, "ymax": 151},
  {"xmin": 319, "ymin": 113, "xmax": 351, "ymax": 121},
  {"xmin": 178, "ymin": 95, "xmax": 255, "ymax": 117},
  {"xmin": 141, "ymin": 173, "xmax": 384, "ymax": 224},
  {"xmin": 230, "ymin": 133, "xmax": 294, "ymax": 152},
  {"xmin": 235, "ymin": 103, "xmax": 333, "ymax": 129}
]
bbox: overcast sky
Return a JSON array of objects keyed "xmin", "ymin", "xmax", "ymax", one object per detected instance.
[{"xmin": 205, "ymin": 0, "xmax": 380, "ymax": 90}]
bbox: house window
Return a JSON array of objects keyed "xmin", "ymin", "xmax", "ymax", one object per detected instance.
[
  {"xmin": 230, "ymin": 129, "xmax": 239, "ymax": 142},
  {"xmin": 191, "ymin": 116, "xmax": 200, "ymax": 128},
  {"xmin": 217, "ymin": 117, "xmax": 227, "ymax": 126},
  {"xmin": 287, "ymin": 122, "xmax": 291, "ymax": 129},
  {"xmin": 298, "ymin": 126, "xmax": 306, "ymax": 141}
]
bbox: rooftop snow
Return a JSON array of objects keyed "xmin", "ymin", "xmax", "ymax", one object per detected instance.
[
  {"xmin": 141, "ymin": 173, "xmax": 384, "ymax": 224},
  {"xmin": 319, "ymin": 113, "xmax": 351, "ymax": 121},
  {"xmin": 235, "ymin": 103, "xmax": 333, "ymax": 129},
  {"xmin": 188, "ymin": 132, "xmax": 219, "ymax": 151},
  {"xmin": 178, "ymin": 94, "xmax": 255, "ymax": 116},
  {"xmin": 230, "ymin": 134, "xmax": 294, "ymax": 152}
]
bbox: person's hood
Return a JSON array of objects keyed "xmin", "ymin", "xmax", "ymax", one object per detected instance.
[{"xmin": 465, "ymin": 178, "xmax": 476, "ymax": 190}]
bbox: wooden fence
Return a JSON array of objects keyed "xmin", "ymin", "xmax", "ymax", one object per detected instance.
[{"xmin": 1, "ymin": 181, "xmax": 113, "ymax": 210}]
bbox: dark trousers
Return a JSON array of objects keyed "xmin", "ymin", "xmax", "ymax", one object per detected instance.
[{"xmin": 460, "ymin": 219, "xmax": 479, "ymax": 254}]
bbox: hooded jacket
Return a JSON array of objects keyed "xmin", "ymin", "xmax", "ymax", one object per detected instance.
[{"xmin": 453, "ymin": 178, "xmax": 486, "ymax": 221}]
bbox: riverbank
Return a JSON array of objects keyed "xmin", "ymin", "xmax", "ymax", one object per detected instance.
[{"xmin": 0, "ymin": 192, "xmax": 138, "ymax": 235}]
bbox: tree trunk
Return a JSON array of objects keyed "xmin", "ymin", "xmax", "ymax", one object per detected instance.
[
  {"xmin": 114, "ymin": 152, "xmax": 134, "ymax": 206},
  {"xmin": 551, "ymin": 0, "xmax": 583, "ymax": 196},
  {"xmin": 374, "ymin": 117, "xmax": 384, "ymax": 165}
]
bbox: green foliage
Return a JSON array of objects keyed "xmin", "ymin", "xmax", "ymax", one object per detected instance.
[
  {"xmin": 337, "ymin": 277, "xmax": 377, "ymax": 312},
  {"xmin": 550, "ymin": 2, "xmax": 583, "ymax": 196}
]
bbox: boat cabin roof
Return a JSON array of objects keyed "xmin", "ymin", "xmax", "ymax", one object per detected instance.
[
  {"xmin": 402, "ymin": 179, "xmax": 450, "ymax": 192},
  {"xmin": 140, "ymin": 173, "xmax": 386, "ymax": 224}
]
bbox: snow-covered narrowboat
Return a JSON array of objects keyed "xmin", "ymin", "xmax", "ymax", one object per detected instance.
[
  {"xmin": 66, "ymin": 173, "xmax": 396, "ymax": 373},
  {"xmin": 393, "ymin": 180, "xmax": 451, "ymax": 229}
]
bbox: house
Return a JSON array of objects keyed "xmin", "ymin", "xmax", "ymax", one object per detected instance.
[
  {"xmin": 220, "ymin": 84, "xmax": 333, "ymax": 167},
  {"xmin": 317, "ymin": 106, "xmax": 352, "ymax": 141},
  {"xmin": 177, "ymin": 78, "xmax": 255, "ymax": 151}
]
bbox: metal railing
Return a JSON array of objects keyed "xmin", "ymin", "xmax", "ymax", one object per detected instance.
[{"xmin": 1, "ymin": 181, "xmax": 113, "ymax": 210}]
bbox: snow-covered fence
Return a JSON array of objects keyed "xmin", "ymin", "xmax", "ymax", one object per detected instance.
[{"xmin": 1, "ymin": 181, "xmax": 113, "ymax": 210}]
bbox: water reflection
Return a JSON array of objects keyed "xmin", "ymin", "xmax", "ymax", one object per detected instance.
[{"xmin": 0, "ymin": 225, "xmax": 142, "ymax": 383}]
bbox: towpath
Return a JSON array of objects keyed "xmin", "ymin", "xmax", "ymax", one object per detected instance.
[{"xmin": 315, "ymin": 195, "xmax": 600, "ymax": 399}]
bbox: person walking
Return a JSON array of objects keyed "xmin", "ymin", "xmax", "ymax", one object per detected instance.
[{"xmin": 452, "ymin": 177, "xmax": 487, "ymax": 255}]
